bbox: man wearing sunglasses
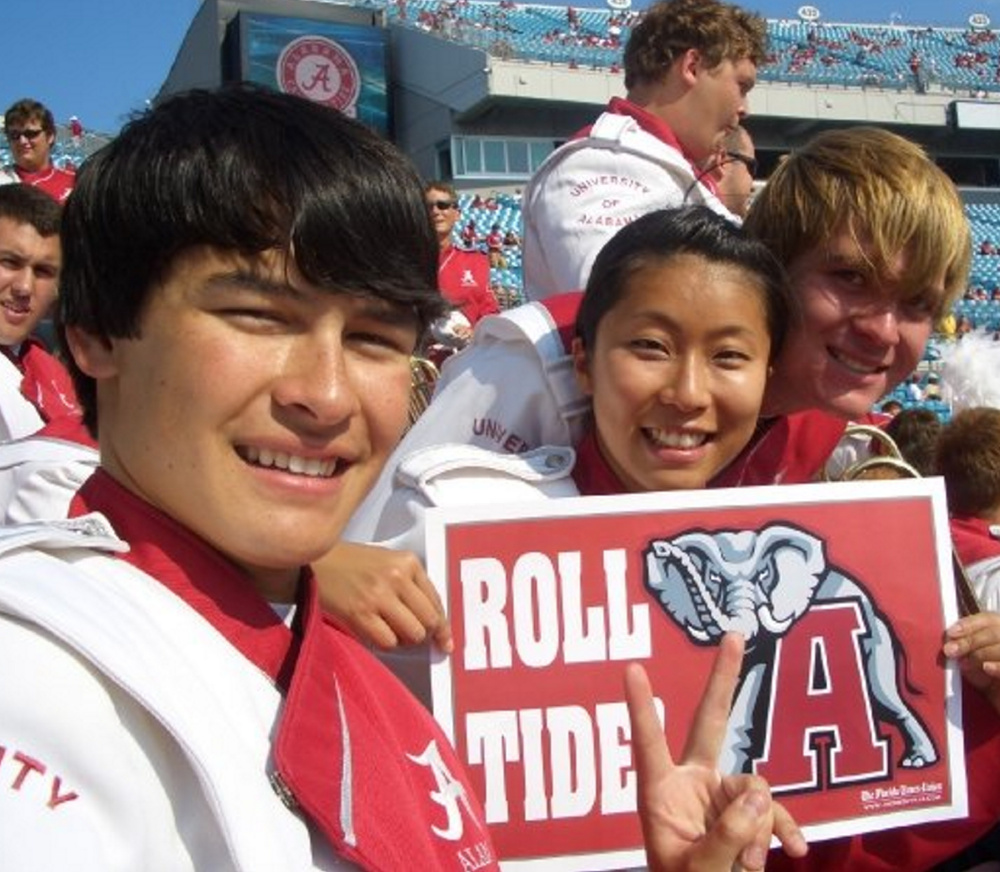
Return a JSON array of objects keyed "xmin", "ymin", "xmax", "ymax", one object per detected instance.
[
  {"xmin": 1, "ymin": 98, "xmax": 75, "ymax": 204},
  {"xmin": 424, "ymin": 181, "xmax": 497, "ymax": 352},
  {"xmin": 711, "ymin": 125, "xmax": 757, "ymax": 218}
]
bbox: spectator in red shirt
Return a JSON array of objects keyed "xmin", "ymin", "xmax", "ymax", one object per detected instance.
[
  {"xmin": 424, "ymin": 182, "xmax": 498, "ymax": 354},
  {"xmin": 485, "ymin": 222, "xmax": 508, "ymax": 269},
  {"xmin": 1, "ymin": 99, "xmax": 75, "ymax": 204}
]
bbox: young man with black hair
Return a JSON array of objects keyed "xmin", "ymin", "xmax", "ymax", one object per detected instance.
[{"xmin": 0, "ymin": 85, "xmax": 803, "ymax": 872}]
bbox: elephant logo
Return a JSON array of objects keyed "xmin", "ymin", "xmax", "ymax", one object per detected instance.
[{"xmin": 643, "ymin": 523, "xmax": 938, "ymax": 785}]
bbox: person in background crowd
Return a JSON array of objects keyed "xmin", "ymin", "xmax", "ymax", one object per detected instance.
[
  {"xmin": 0, "ymin": 184, "xmax": 82, "ymax": 441},
  {"xmin": 424, "ymin": 181, "xmax": 497, "ymax": 353},
  {"xmin": 906, "ymin": 372, "xmax": 924, "ymax": 402},
  {"xmin": 881, "ymin": 406, "xmax": 941, "ymax": 476},
  {"xmin": 69, "ymin": 115, "xmax": 83, "ymax": 148},
  {"xmin": 485, "ymin": 222, "xmax": 507, "ymax": 269},
  {"xmin": 1, "ymin": 98, "xmax": 76, "ymax": 203},
  {"xmin": 937, "ymin": 407, "xmax": 1000, "ymax": 612},
  {"xmin": 711, "ymin": 125, "xmax": 757, "ymax": 218},
  {"xmin": 522, "ymin": 0, "xmax": 766, "ymax": 299},
  {"xmin": 0, "ymin": 85, "xmax": 806, "ymax": 872},
  {"xmin": 460, "ymin": 216, "xmax": 478, "ymax": 249}
]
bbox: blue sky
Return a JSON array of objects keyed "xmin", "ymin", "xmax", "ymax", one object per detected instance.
[{"xmin": 4, "ymin": 0, "xmax": 999, "ymax": 135}]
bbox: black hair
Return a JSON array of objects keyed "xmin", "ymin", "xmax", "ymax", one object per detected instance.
[
  {"xmin": 576, "ymin": 206, "xmax": 793, "ymax": 359},
  {"xmin": 58, "ymin": 84, "xmax": 444, "ymax": 433},
  {"xmin": 0, "ymin": 184, "xmax": 61, "ymax": 236}
]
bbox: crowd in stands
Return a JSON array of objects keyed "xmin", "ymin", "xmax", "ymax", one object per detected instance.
[{"xmin": 373, "ymin": 0, "xmax": 1000, "ymax": 96}]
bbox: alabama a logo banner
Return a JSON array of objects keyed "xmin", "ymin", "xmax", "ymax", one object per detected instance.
[{"xmin": 424, "ymin": 478, "xmax": 966, "ymax": 871}]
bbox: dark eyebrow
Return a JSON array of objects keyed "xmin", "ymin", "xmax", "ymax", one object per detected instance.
[
  {"xmin": 202, "ymin": 270, "xmax": 304, "ymax": 299},
  {"xmin": 356, "ymin": 296, "xmax": 421, "ymax": 329},
  {"xmin": 202, "ymin": 269, "xmax": 421, "ymax": 328},
  {"xmin": 632, "ymin": 309, "xmax": 766, "ymax": 341}
]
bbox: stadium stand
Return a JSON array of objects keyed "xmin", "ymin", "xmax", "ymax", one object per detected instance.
[{"xmin": 372, "ymin": 0, "xmax": 1000, "ymax": 94}]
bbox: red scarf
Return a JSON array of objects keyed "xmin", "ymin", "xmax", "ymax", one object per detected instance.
[
  {"xmin": 571, "ymin": 427, "xmax": 626, "ymax": 495},
  {"xmin": 70, "ymin": 471, "xmax": 498, "ymax": 871},
  {"xmin": 2, "ymin": 338, "xmax": 88, "ymax": 440}
]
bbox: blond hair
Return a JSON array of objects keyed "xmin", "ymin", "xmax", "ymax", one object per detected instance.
[{"xmin": 745, "ymin": 127, "xmax": 971, "ymax": 318}]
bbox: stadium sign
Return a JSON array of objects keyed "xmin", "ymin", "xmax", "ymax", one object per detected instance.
[
  {"xmin": 969, "ymin": 12, "xmax": 991, "ymax": 28},
  {"xmin": 606, "ymin": 0, "xmax": 632, "ymax": 9},
  {"xmin": 277, "ymin": 35, "xmax": 361, "ymax": 116},
  {"xmin": 798, "ymin": 4, "xmax": 821, "ymax": 21}
]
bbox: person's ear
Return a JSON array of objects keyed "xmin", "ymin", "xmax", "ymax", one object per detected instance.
[
  {"xmin": 571, "ymin": 336, "xmax": 594, "ymax": 397},
  {"xmin": 64, "ymin": 326, "xmax": 118, "ymax": 379},
  {"xmin": 678, "ymin": 48, "xmax": 703, "ymax": 87}
]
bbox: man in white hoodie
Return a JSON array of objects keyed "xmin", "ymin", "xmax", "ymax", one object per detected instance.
[{"xmin": 521, "ymin": 0, "xmax": 765, "ymax": 299}]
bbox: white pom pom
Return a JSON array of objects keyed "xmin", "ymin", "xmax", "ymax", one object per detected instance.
[{"xmin": 938, "ymin": 331, "xmax": 1000, "ymax": 412}]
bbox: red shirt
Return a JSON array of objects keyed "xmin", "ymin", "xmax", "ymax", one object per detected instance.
[
  {"xmin": 12, "ymin": 163, "xmax": 75, "ymax": 203},
  {"xmin": 438, "ymin": 245, "xmax": 497, "ymax": 325}
]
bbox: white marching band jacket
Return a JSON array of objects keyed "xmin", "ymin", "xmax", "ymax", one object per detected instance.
[
  {"xmin": 0, "ymin": 515, "xmax": 351, "ymax": 872},
  {"xmin": 521, "ymin": 109, "xmax": 735, "ymax": 300},
  {"xmin": 346, "ymin": 298, "xmax": 589, "ymax": 544}
]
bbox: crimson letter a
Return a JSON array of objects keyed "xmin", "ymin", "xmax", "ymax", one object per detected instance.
[{"xmin": 754, "ymin": 602, "xmax": 889, "ymax": 792}]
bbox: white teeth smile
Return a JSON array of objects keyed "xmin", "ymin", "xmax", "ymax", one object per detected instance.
[
  {"xmin": 645, "ymin": 429, "xmax": 708, "ymax": 449},
  {"xmin": 240, "ymin": 445, "xmax": 339, "ymax": 478},
  {"xmin": 831, "ymin": 349, "xmax": 886, "ymax": 375}
]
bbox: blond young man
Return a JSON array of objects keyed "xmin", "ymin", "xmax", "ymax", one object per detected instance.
[
  {"xmin": 715, "ymin": 125, "xmax": 970, "ymax": 486},
  {"xmin": 522, "ymin": 0, "xmax": 766, "ymax": 299}
]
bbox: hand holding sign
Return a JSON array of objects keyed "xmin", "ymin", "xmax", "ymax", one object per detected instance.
[
  {"xmin": 315, "ymin": 541, "xmax": 452, "ymax": 652},
  {"xmin": 625, "ymin": 632, "xmax": 809, "ymax": 871},
  {"xmin": 944, "ymin": 613, "xmax": 1000, "ymax": 715}
]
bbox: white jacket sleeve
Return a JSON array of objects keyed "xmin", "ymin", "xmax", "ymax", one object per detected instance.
[
  {"xmin": 0, "ymin": 353, "xmax": 44, "ymax": 441},
  {"xmin": 345, "ymin": 302, "xmax": 590, "ymax": 543},
  {"xmin": 0, "ymin": 436, "xmax": 99, "ymax": 524},
  {"xmin": 968, "ymin": 557, "xmax": 1000, "ymax": 613}
]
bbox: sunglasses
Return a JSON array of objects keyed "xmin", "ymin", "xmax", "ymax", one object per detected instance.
[
  {"xmin": 427, "ymin": 200, "xmax": 456, "ymax": 211},
  {"xmin": 725, "ymin": 151, "xmax": 758, "ymax": 177},
  {"xmin": 5, "ymin": 127, "xmax": 45, "ymax": 142}
]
